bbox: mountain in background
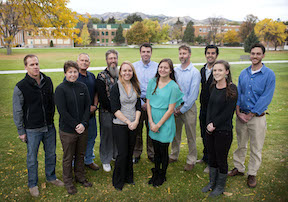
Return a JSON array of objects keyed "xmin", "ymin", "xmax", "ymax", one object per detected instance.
[{"xmin": 90, "ymin": 12, "xmax": 241, "ymax": 25}]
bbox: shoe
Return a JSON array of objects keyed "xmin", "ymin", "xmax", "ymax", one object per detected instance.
[
  {"xmin": 86, "ymin": 162, "xmax": 100, "ymax": 171},
  {"xmin": 133, "ymin": 156, "xmax": 140, "ymax": 164},
  {"xmin": 29, "ymin": 186, "xmax": 39, "ymax": 197},
  {"xmin": 209, "ymin": 172, "xmax": 227, "ymax": 197},
  {"xmin": 77, "ymin": 179, "xmax": 93, "ymax": 187},
  {"xmin": 153, "ymin": 169, "xmax": 166, "ymax": 187},
  {"xmin": 66, "ymin": 185, "xmax": 77, "ymax": 195},
  {"xmin": 115, "ymin": 187, "xmax": 122, "ymax": 191},
  {"xmin": 48, "ymin": 179, "xmax": 64, "ymax": 186},
  {"xmin": 196, "ymin": 159, "xmax": 204, "ymax": 164},
  {"xmin": 103, "ymin": 164, "xmax": 111, "ymax": 172},
  {"xmin": 148, "ymin": 156, "xmax": 155, "ymax": 163},
  {"xmin": 247, "ymin": 175, "xmax": 257, "ymax": 188},
  {"xmin": 203, "ymin": 166, "xmax": 210, "ymax": 174},
  {"xmin": 228, "ymin": 168, "xmax": 244, "ymax": 176},
  {"xmin": 184, "ymin": 163, "xmax": 194, "ymax": 171},
  {"xmin": 168, "ymin": 158, "xmax": 177, "ymax": 164},
  {"xmin": 148, "ymin": 168, "xmax": 157, "ymax": 185},
  {"xmin": 126, "ymin": 181, "xmax": 135, "ymax": 185},
  {"xmin": 202, "ymin": 167, "xmax": 217, "ymax": 193}
]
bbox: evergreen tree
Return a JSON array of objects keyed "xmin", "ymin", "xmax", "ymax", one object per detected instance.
[
  {"xmin": 124, "ymin": 13, "xmax": 143, "ymax": 24},
  {"xmin": 244, "ymin": 30, "xmax": 260, "ymax": 52},
  {"xmin": 114, "ymin": 24, "xmax": 125, "ymax": 44},
  {"xmin": 101, "ymin": 17, "xmax": 105, "ymax": 23},
  {"xmin": 107, "ymin": 17, "xmax": 116, "ymax": 24},
  {"xmin": 80, "ymin": 24, "xmax": 91, "ymax": 46},
  {"xmin": 182, "ymin": 21, "xmax": 195, "ymax": 43}
]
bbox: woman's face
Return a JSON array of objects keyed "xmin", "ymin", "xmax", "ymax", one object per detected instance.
[
  {"xmin": 158, "ymin": 62, "xmax": 171, "ymax": 78},
  {"xmin": 65, "ymin": 67, "xmax": 79, "ymax": 82},
  {"xmin": 120, "ymin": 64, "xmax": 133, "ymax": 81},
  {"xmin": 213, "ymin": 63, "xmax": 229, "ymax": 83}
]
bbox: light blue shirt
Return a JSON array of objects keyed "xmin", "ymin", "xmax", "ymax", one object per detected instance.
[
  {"xmin": 237, "ymin": 63, "xmax": 275, "ymax": 115},
  {"xmin": 133, "ymin": 60, "xmax": 158, "ymax": 105},
  {"xmin": 175, "ymin": 62, "xmax": 201, "ymax": 114}
]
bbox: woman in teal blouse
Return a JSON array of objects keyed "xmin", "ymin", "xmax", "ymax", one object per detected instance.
[{"xmin": 146, "ymin": 58, "xmax": 183, "ymax": 187}]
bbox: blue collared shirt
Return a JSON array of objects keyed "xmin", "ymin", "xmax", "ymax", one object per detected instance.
[
  {"xmin": 133, "ymin": 60, "xmax": 158, "ymax": 105},
  {"xmin": 175, "ymin": 62, "xmax": 201, "ymax": 114},
  {"xmin": 237, "ymin": 63, "xmax": 275, "ymax": 115},
  {"xmin": 77, "ymin": 71, "xmax": 96, "ymax": 104}
]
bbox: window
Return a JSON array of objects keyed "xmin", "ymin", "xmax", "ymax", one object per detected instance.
[
  {"xmin": 199, "ymin": 28, "xmax": 202, "ymax": 32},
  {"xmin": 203, "ymin": 28, "xmax": 206, "ymax": 33},
  {"xmin": 102, "ymin": 32, "xmax": 104, "ymax": 36},
  {"xmin": 106, "ymin": 39, "xmax": 108, "ymax": 43},
  {"xmin": 106, "ymin": 31, "xmax": 108, "ymax": 35},
  {"xmin": 112, "ymin": 32, "xmax": 115, "ymax": 36},
  {"xmin": 102, "ymin": 39, "xmax": 104, "ymax": 43}
]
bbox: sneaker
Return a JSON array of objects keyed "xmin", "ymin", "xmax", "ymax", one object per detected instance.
[
  {"xmin": 184, "ymin": 163, "xmax": 194, "ymax": 171},
  {"xmin": 48, "ymin": 179, "xmax": 64, "ymax": 186},
  {"xmin": 103, "ymin": 164, "xmax": 111, "ymax": 172},
  {"xmin": 29, "ymin": 186, "xmax": 39, "ymax": 197},
  {"xmin": 203, "ymin": 166, "xmax": 210, "ymax": 173}
]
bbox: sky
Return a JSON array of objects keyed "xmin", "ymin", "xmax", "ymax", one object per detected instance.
[{"xmin": 67, "ymin": 0, "xmax": 288, "ymax": 22}]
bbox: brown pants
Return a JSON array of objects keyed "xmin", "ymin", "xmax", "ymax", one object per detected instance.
[{"xmin": 59, "ymin": 130, "xmax": 88, "ymax": 187}]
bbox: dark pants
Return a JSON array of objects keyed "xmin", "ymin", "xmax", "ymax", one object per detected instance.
[
  {"xmin": 133, "ymin": 110, "xmax": 154, "ymax": 158},
  {"xmin": 112, "ymin": 124, "xmax": 136, "ymax": 189},
  {"xmin": 59, "ymin": 130, "xmax": 88, "ymax": 187},
  {"xmin": 152, "ymin": 140, "xmax": 169, "ymax": 173},
  {"xmin": 207, "ymin": 130, "xmax": 233, "ymax": 174},
  {"xmin": 199, "ymin": 109, "xmax": 209, "ymax": 163}
]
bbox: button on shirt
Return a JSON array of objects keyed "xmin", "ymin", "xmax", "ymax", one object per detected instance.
[
  {"xmin": 133, "ymin": 60, "xmax": 158, "ymax": 105},
  {"xmin": 237, "ymin": 63, "xmax": 275, "ymax": 115},
  {"xmin": 174, "ymin": 63, "xmax": 201, "ymax": 114},
  {"xmin": 205, "ymin": 64, "xmax": 212, "ymax": 81}
]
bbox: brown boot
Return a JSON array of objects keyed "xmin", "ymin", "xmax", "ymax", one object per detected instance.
[
  {"xmin": 247, "ymin": 175, "xmax": 257, "ymax": 188},
  {"xmin": 228, "ymin": 168, "xmax": 244, "ymax": 176}
]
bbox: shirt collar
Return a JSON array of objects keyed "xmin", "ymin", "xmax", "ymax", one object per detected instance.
[
  {"xmin": 180, "ymin": 62, "xmax": 193, "ymax": 71},
  {"xmin": 247, "ymin": 63, "xmax": 268, "ymax": 75},
  {"xmin": 140, "ymin": 60, "xmax": 152, "ymax": 68}
]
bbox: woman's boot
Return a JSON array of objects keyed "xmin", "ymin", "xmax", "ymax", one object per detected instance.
[
  {"xmin": 148, "ymin": 168, "xmax": 158, "ymax": 185},
  {"xmin": 202, "ymin": 167, "xmax": 218, "ymax": 192},
  {"xmin": 209, "ymin": 172, "xmax": 227, "ymax": 197}
]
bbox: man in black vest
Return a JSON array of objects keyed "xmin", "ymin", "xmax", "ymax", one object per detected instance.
[
  {"xmin": 198, "ymin": 45, "xmax": 219, "ymax": 173},
  {"xmin": 13, "ymin": 55, "xmax": 64, "ymax": 197}
]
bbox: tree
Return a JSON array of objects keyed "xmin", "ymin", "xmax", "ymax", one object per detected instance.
[
  {"xmin": 125, "ymin": 13, "xmax": 143, "ymax": 24},
  {"xmin": 114, "ymin": 24, "xmax": 125, "ymax": 44},
  {"xmin": 244, "ymin": 30, "xmax": 260, "ymax": 52},
  {"xmin": 223, "ymin": 30, "xmax": 240, "ymax": 44},
  {"xmin": 90, "ymin": 17, "xmax": 101, "ymax": 24},
  {"xmin": 238, "ymin": 14, "xmax": 258, "ymax": 42},
  {"xmin": 107, "ymin": 17, "xmax": 116, "ymax": 24},
  {"xmin": 80, "ymin": 24, "xmax": 91, "ymax": 46},
  {"xmin": 142, "ymin": 19, "xmax": 170, "ymax": 43},
  {"xmin": 100, "ymin": 18, "xmax": 105, "ymax": 23},
  {"xmin": 0, "ymin": 0, "xmax": 80, "ymax": 55},
  {"xmin": 171, "ymin": 18, "xmax": 183, "ymax": 43},
  {"xmin": 208, "ymin": 17, "xmax": 223, "ymax": 45},
  {"xmin": 182, "ymin": 21, "xmax": 195, "ymax": 43},
  {"xmin": 255, "ymin": 18, "xmax": 287, "ymax": 50},
  {"xmin": 125, "ymin": 22, "xmax": 149, "ymax": 45}
]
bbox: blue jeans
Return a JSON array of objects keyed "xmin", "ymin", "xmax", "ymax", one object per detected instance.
[
  {"xmin": 26, "ymin": 125, "xmax": 57, "ymax": 188},
  {"xmin": 84, "ymin": 116, "xmax": 97, "ymax": 165}
]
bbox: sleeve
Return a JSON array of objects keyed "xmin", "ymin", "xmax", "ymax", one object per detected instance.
[
  {"xmin": 146, "ymin": 79, "xmax": 154, "ymax": 100},
  {"xmin": 95, "ymin": 78, "xmax": 111, "ymax": 111},
  {"xmin": 110, "ymin": 83, "xmax": 121, "ymax": 114},
  {"xmin": 12, "ymin": 86, "xmax": 26, "ymax": 136},
  {"xmin": 54, "ymin": 85, "xmax": 79, "ymax": 129},
  {"xmin": 136, "ymin": 97, "xmax": 141, "ymax": 111},
  {"xmin": 169, "ymin": 83, "xmax": 184, "ymax": 107},
  {"xmin": 236, "ymin": 72, "xmax": 243, "ymax": 106},
  {"xmin": 81, "ymin": 84, "xmax": 91, "ymax": 128},
  {"xmin": 49, "ymin": 78, "xmax": 55, "ymax": 119}
]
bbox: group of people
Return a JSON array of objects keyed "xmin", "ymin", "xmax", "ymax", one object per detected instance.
[{"xmin": 13, "ymin": 42, "xmax": 275, "ymax": 197}]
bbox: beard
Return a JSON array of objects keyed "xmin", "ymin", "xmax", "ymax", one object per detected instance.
[{"xmin": 108, "ymin": 66, "xmax": 119, "ymax": 78}]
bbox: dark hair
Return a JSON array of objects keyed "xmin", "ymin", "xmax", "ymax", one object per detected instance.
[
  {"xmin": 140, "ymin": 43, "xmax": 152, "ymax": 52},
  {"xmin": 152, "ymin": 58, "xmax": 177, "ymax": 95},
  {"xmin": 250, "ymin": 43, "xmax": 265, "ymax": 54},
  {"xmin": 212, "ymin": 60, "xmax": 237, "ymax": 99},
  {"xmin": 178, "ymin": 44, "xmax": 191, "ymax": 53},
  {"xmin": 205, "ymin": 45, "xmax": 219, "ymax": 55},
  {"xmin": 24, "ymin": 54, "xmax": 38, "ymax": 66},
  {"xmin": 119, "ymin": 61, "xmax": 141, "ymax": 96},
  {"xmin": 105, "ymin": 49, "xmax": 118, "ymax": 59},
  {"xmin": 64, "ymin": 60, "xmax": 79, "ymax": 73}
]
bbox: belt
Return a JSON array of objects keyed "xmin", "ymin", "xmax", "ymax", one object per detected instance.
[{"xmin": 240, "ymin": 109, "xmax": 267, "ymax": 117}]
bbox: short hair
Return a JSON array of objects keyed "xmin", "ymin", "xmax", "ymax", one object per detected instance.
[
  {"xmin": 205, "ymin": 45, "xmax": 219, "ymax": 55},
  {"xmin": 24, "ymin": 54, "xmax": 38, "ymax": 66},
  {"xmin": 105, "ymin": 49, "xmax": 118, "ymax": 60},
  {"xmin": 178, "ymin": 44, "xmax": 191, "ymax": 53},
  {"xmin": 64, "ymin": 60, "xmax": 79, "ymax": 73},
  {"xmin": 140, "ymin": 43, "xmax": 152, "ymax": 52},
  {"xmin": 78, "ymin": 53, "xmax": 90, "ymax": 61},
  {"xmin": 250, "ymin": 43, "xmax": 266, "ymax": 54}
]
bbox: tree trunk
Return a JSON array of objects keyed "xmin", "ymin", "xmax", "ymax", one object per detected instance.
[{"xmin": 6, "ymin": 45, "xmax": 12, "ymax": 55}]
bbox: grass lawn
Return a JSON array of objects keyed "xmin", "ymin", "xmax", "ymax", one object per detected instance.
[{"xmin": 0, "ymin": 48, "xmax": 287, "ymax": 201}]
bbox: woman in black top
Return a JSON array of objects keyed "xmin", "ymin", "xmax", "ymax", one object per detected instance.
[
  {"xmin": 202, "ymin": 60, "xmax": 238, "ymax": 197},
  {"xmin": 55, "ymin": 61, "xmax": 92, "ymax": 195},
  {"xmin": 110, "ymin": 61, "xmax": 141, "ymax": 191}
]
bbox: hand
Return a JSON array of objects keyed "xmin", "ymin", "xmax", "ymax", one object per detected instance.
[
  {"xmin": 19, "ymin": 134, "xmax": 27, "ymax": 143},
  {"xmin": 174, "ymin": 108, "xmax": 182, "ymax": 117},
  {"xmin": 150, "ymin": 122, "xmax": 160, "ymax": 133},
  {"xmin": 128, "ymin": 121, "xmax": 139, "ymax": 131},
  {"xmin": 141, "ymin": 103, "xmax": 147, "ymax": 111},
  {"xmin": 206, "ymin": 123, "xmax": 215, "ymax": 134},
  {"xmin": 75, "ymin": 124, "xmax": 85, "ymax": 134},
  {"xmin": 90, "ymin": 105, "xmax": 97, "ymax": 113},
  {"xmin": 237, "ymin": 112, "xmax": 253, "ymax": 123}
]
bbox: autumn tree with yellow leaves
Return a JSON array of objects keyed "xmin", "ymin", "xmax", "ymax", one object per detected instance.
[{"xmin": 0, "ymin": 0, "xmax": 81, "ymax": 55}]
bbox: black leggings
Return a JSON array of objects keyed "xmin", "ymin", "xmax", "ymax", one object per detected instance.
[
  {"xmin": 152, "ymin": 139, "xmax": 169, "ymax": 172},
  {"xmin": 207, "ymin": 130, "xmax": 233, "ymax": 174}
]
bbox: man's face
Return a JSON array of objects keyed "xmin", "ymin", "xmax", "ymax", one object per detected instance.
[
  {"xmin": 106, "ymin": 53, "xmax": 118, "ymax": 68},
  {"xmin": 250, "ymin": 47, "xmax": 265, "ymax": 66},
  {"xmin": 205, "ymin": 48, "xmax": 218, "ymax": 66},
  {"xmin": 25, "ymin": 57, "xmax": 40, "ymax": 78},
  {"xmin": 77, "ymin": 54, "xmax": 90, "ymax": 71},
  {"xmin": 179, "ymin": 49, "xmax": 191, "ymax": 65},
  {"xmin": 140, "ymin": 46, "xmax": 152, "ymax": 64}
]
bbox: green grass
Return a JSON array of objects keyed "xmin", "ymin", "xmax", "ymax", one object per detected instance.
[{"xmin": 0, "ymin": 48, "xmax": 287, "ymax": 201}]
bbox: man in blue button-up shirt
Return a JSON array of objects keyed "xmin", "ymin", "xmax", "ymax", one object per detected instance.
[
  {"xmin": 169, "ymin": 45, "xmax": 201, "ymax": 171},
  {"xmin": 133, "ymin": 43, "xmax": 158, "ymax": 164},
  {"xmin": 228, "ymin": 43, "xmax": 275, "ymax": 188}
]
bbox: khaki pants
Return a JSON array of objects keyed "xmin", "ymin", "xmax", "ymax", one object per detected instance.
[
  {"xmin": 233, "ymin": 116, "xmax": 267, "ymax": 176},
  {"xmin": 170, "ymin": 103, "xmax": 197, "ymax": 165}
]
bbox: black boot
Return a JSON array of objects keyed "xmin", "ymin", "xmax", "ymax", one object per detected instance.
[
  {"xmin": 202, "ymin": 167, "xmax": 218, "ymax": 193},
  {"xmin": 148, "ymin": 168, "xmax": 158, "ymax": 185},
  {"xmin": 153, "ymin": 169, "xmax": 165, "ymax": 187},
  {"xmin": 209, "ymin": 172, "xmax": 227, "ymax": 197}
]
